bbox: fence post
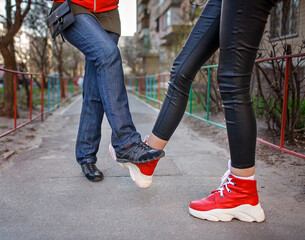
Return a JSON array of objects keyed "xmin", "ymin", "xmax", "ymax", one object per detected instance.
[
  {"xmin": 138, "ymin": 76, "xmax": 141, "ymax": 95},
  {"xmin": 149, "ymin": 76, "xmax": 152, "ymax": 99},
  {"xmin": 30, "ymin": 74, "xmax": 33, "ymax": 121},
  {"xmin": 70, "ymin": 77, "xmax": 73, "ymax": 96},
  {"xmin": 145, "ymin": 75, "xmax": 148, "ymax": 100},
  {"xmin": 41, "ymin": 71, "xmax": 44, "ymax": 120},
  {"xmin": 280, "ymin": 57, "xmax": 290, "ymax": 149},
  {"xmin": 14, "ymin": 73, "xmax": 17, "ymax": 129},
  {"xmin": 129, "ymin": 76, "xmax": 132, "ymax": 90},
  {"xmin": 190, "ymin": 84, "xmax": 193, "ymax": 115},
  {"xmin": 207, "ymin": 68, "xmax": 211, "ymax": 121},
  {"xmin": 163, "ymin": 75, "xmax": 166, "ymax": 101},
  {"xmin": 57, "ymin": 76, "xmax": 60, "ymax": 105},
  {"xmin": 53, "ymin": 76, "xmax": 56, "ymax": 108},
  {"xmin": 66, "ymin": 77, "xmax": 68, "ymax": 99},
  {"xmin": 158, "ymin": 73, "xmax": 161, "ymax": 108},
  {"xmin": 153, "ymin": 75, "xmax": 156, "ymax": 100},
  {"xmin": 47, "ymin": 76, "xmax": 50, "ymax": 111}
]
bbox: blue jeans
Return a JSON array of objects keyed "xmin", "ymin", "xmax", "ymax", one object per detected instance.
[{"xmin": 62, "ymin": 14, "xmax": 141, "ymax": 165}]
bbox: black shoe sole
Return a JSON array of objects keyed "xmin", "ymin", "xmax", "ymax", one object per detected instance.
[
  {"xmin": 84, "ymin": 174, "xmax": 104, "ymax": 182},
  {"xmin": 116, "ymin": 151, "xmax": 165, "ymax": 163}
]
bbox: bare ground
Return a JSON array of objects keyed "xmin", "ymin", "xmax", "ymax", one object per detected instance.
[
  {"xmin": 183, "ymin": 112, "xmax": 305, "ymax": 203},
  {"xmin": 0, "ymin": 100, "xmax": 73, "ymax": 168},
  {"xmin": 0, "ymin": 96, "xmax": 304, "ymax": 202}
]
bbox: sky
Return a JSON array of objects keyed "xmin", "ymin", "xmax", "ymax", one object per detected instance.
[
  {"xmin": 0, "ymin": 0, "xmax": 4, "ymax": 17},
  {"xmin": 118, "ymin": 0, "xmax": 137, "ymax": 36},
  {"xmin": 0, "ymin": 0, "xmax": 137, "ymax": 36}
]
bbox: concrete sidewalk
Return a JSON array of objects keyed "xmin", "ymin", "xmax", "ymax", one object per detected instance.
[{"xmin": 0, "ymin": 94, "xmax": 304, "ymax": 240}]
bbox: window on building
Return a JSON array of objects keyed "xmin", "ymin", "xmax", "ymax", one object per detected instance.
[
  {"xmin": 160, "ymin": 15, "xmax": 164, "ymax": 31},
  {"xmin": 159, "ymin": 9, "xmax": 171, "ymax": 31},
  {"xmin": 165, "ymin": 9, "xmax": 171, "ymax": 29},
  {"xmin": 270, "ymin": 0, "xmax": 300, "ymax": 40},
  {"xmin": 156, "ymin": 18, "xmax": 160, "ymax": 32}
]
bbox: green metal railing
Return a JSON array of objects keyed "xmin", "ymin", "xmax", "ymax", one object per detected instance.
[
  {"xmin": 46, "ymin": 76, "xmax": 79, "ymax": 112},
  {"xmin": 126, "ymin": 65, "xmax": 225, "ymax": 129},
  {"xmin": 0, "ymin": 67, "xmax": 82, "ymax": 139},
  {"xmin": 185, "ymin": 65, "xmax": 226, "ymax": 129},
  {"xmin": 126, "ymin": 54, "xmax": 305, "ymax": 160}
]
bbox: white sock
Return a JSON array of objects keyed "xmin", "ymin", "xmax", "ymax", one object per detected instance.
[{"xmin": 231, "ymin": 173, "xmax": 255, "ymax": 180}]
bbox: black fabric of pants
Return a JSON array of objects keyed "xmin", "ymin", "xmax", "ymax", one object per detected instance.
[{"xmin": 152, "ymin": 0, "xmax": 277, "ymax": 169}]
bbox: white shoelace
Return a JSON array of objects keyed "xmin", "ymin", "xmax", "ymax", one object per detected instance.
[
  {"xmin": 215, "ymin": 160, "xmax": 235, "ymax": 198},
  {"xmin": 143, "ymin": 135, "xmax": 149, "ymax": 144}
]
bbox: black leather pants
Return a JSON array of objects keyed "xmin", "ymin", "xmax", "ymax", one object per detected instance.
[{"xmin": 152, "ymin": 0, "xmax": 277, "ymax": 169}]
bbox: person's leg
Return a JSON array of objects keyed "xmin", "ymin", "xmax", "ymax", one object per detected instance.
[
  {"xmin": 75, "ymin": 30, "xmax": 124, "ymax": 181},
  {"xmin": 75, "ymin": 58, "xmax": 105, "ymax": 182},
  {"xmin": 63, "ymin": 14, "xmax": 141, "ymax": 151},
  {"xmin": 75, "ymin": 30, "xmax": 128, "ymax": 165},
  {"xmin": 217, "ymin": 0, "xmax": 277, "ymax": 173},
  {"xmin": 75, "ymin": 32, "xmax": 121, "ymax": 181},
  {"xmin": 62, "ymin": 14, "xmax": 164, "ymax": 183},
  {"xmin": 189, "ymin": 0, "xmax": 277, "ymax": 222},
  {"xmin": 76, "ymin": 59, "xmax": 104, "ymax": 165},
  {"xmin": 136, "ymin": 0, "xmax": 221, "ymax": 187},
  {"xmin": 148, "ymin": 0, "xmax": 222, "ymax": 150}
]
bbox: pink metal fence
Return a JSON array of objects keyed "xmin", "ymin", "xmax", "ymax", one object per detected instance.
[
  {"xmin": 126, "ymin": 53, "xmax": 305, "ymax": 160},
  {"xmin": 0, "ymin": 68, "xmax": 44, "ymax": 138},
  {"xmin": 254, "ymin": 53, "xmax": 305, "ymax": 159},
  {"xmin": 0, "ymin": 67, "xmax": 80, "ymax": 139}
]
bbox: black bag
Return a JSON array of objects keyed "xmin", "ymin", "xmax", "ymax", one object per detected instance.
[{"xmin": 47, "ymin": 0, "xmax": 75, "ymax": 41}]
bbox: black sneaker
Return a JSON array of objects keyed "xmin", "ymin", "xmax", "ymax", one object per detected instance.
[
  {"xmin": 81, "ymin": 162, "xmax": 104, "ymax": 182},
  {"xmin": 115, "ymin": 140, "xmax": 165, "ymax": 164}
]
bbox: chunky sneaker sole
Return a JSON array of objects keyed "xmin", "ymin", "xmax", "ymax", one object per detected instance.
[
  {"xmin": 109, "ymin": 144, "xmax": 156, "ymax": 189},
  {"xmin": 189, "ymin": 161, "xmax": 265, "ymax": 222},
  {"xmin": 189, "ymin": 203, "xmax": 265, "ymax": 222}
]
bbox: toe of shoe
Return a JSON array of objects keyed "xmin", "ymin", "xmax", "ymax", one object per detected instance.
[
  {"xmin": 135, "ymin": 175, "xmax": 152, "ymax": 189},
  {"xmin": 85, "ymin": 172, "xmax": 104, "ymax": 182},
  {"xmin": 154, "ymin": 149, "xmax": 165, "ymax": 158},
  {"xmin": 136, "ymin": 181, "xmax": 151, "ymax": 189},
  {"xmin": 189, "ymin": 199, "xmax": 210, "ymax": 211}
]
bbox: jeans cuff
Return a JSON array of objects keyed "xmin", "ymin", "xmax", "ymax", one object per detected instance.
[{"xmin": 77, "ymin": 157, "xmax": 97, "ymax": 165}]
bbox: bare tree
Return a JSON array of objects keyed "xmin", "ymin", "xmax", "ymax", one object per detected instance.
[
  {"xmin": 120, "ymin": 37, "xmax": 138, "ymax": 74},
  {"xmin": 0, "ymin": 0, "xmax": 31, "ymax": 117},
  {"xmin": 51, "ymin": 27, "xmax": 84, "ymax": 98},
  {"xmin": 179, "ymin": 1, "xmax": 222, "ymax": 114},
  {"xmin": 253, "ymin": 33, "xmax": 305, "ymax": 145},
  {"xmin": 62, "ymin": 45, "xmax": 84, "ymax": 77},
  {"xmin": 52, "ymin": 38, "xmax": 67, "ymax": 98},
  {"xmin": 25, "ymin": 2, "xmax": 51, "ymax": 76}
]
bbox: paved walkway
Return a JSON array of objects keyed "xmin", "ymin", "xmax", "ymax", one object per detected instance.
[{"xmin": 0, "ymin": 94, "xmax": 304, "ymax": 240}]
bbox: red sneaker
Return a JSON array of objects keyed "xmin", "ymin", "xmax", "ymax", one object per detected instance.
[
  {"xmin": 109, "ymin": 143, "xmax": 160, "ymax": 189},
  {"xmin": 189, "ymin": 169, "xmax": 265, "ymax": 222}
]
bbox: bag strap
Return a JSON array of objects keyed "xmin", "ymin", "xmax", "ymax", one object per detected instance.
[
  {"xmin": 61, "ymin": 0, "xmax": 72, "ymax": 42},
  {"xmin": 49, "ymin": 0, "xmax": 72, "ymax": 15}
]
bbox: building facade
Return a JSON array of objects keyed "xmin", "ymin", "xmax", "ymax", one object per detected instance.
[
  {"xmin": 136, "ymin": 0, "xmax": 195, "ymax": 74},
  {"xmin": 135, "ymin": 0, "xmax": 305, "ymax": 75},
  {"xmin": 263, "ymin": 0, "xmax": 304, "ymax": 56}
]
